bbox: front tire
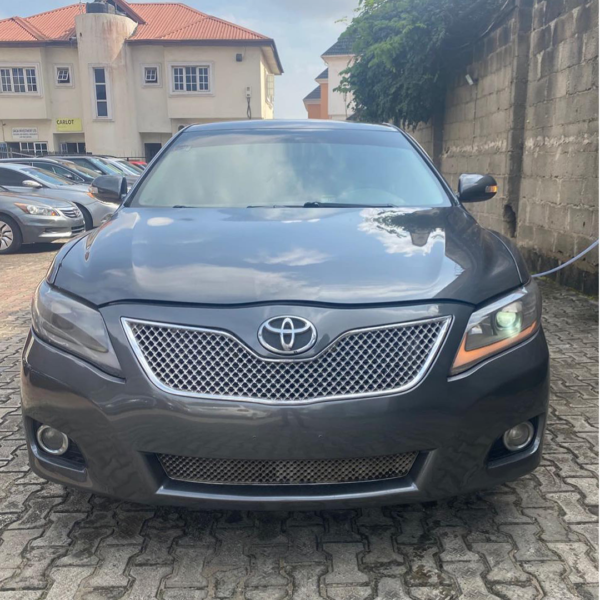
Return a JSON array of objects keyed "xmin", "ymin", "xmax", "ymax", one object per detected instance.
[
  {"xmin": 76, "ymin": 205, "xmax": 93, "ymax": 230},
  {"xmin": 0, "ymin": 216, "xmax": 22, "ymax": 254}
]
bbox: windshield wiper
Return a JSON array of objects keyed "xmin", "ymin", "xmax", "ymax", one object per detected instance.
[
  {"xmin": 246, "ymin": 204, "xmax": 302, "ymax": 208},
  {"xmin": 247, "ymin": 202, "xmax": 400, "ymax": 209},
  {"xmin": 303, "ymin": 201, "xmax": 399, "ymax": 208}
]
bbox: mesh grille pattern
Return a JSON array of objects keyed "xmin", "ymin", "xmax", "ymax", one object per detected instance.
[
  {"xmin": 124, "ymin": 317, "xmax": 449, "ymax": 403},
  {"xmin": 158, "ymin": 452, "xmax": 419, "ymax": 485}
]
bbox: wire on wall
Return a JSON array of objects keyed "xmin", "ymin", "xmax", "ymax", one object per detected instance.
[{"xmin": 532, "ymin": 240, "xmax": 599, "ymax": 278}]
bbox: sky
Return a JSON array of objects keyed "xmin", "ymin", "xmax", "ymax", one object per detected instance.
[{"xmin": 4, "ymin": 0, "xmax": 360, "ymax": 118}]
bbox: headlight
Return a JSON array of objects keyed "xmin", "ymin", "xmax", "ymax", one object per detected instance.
[
  {"xmin": 32, "ymin": 281, "xmax": 122, "ymax": 376},
  {"xmin": 451, "ymin": 280, "xmax": 541, "ymax": 375},
  {"xmin": 15, "ymin": 203, "xmax": 59, "ymax": 217}
]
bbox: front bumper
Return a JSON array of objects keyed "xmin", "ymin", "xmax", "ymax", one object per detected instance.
[
  {"xmin": 21, "ymin": 304, "xmax": 550, "ymax": 509},
  {"xmin": 21, "ymin": 216, "xmax": 85, "ymax": 244}
]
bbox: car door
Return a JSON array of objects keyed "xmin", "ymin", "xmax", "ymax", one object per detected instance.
[{"xmin": 0, "ymin": 167, "xmax": 43, "ymax": 193}]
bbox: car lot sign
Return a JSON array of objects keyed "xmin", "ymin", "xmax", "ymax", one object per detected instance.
[
  {"xmin": 56, "ymin": 118, "xmax": 82, "ymax": 132},
  {"xmin": 12, "ymin": 127, "xmax": 38, "ymax": 141}
]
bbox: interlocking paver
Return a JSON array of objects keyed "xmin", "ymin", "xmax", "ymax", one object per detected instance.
[{"xmin": 0, "ymin": 247, "xmax": 597, "ymax": 598}]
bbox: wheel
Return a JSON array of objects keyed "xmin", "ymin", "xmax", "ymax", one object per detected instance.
[
  {"xmin": 0, "ymin": 215, "xmax": 22, "ymax": 254},
  {"xmin": 76, "ymin": 205, "xmax": 93, "ymax": 230}
]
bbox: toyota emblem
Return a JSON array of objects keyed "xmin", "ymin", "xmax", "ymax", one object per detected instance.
[{"xmin": 258, "ymin": 316, "xmax": 317, "ymax": 355}]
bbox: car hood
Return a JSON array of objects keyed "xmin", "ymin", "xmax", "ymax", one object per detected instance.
[
  {"xmin": 54, "ymin": 206, "xmax": 524, "ymax": 306},
  {"xmin": 52, "ymin": 184, "xmax": 89, "ymax": 192},
  {"xmin": 0, "ymin": 190, "xmax": 76, "ymax": 209},
  {"xmin": 27, "ymin": 188, "xmax": 90, "ymax": 202}
]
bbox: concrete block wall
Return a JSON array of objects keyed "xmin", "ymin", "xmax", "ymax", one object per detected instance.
[
  {"xmin": 412, "ymin": 0, "xmax": 598, "ymax": 293},
  {"xmin": 518, "ymin": 0, "xmax": 598, "ymax": 291},
  {"xmin": 440, "ymin": 13, "xmax": 517, "ymax": 235}
]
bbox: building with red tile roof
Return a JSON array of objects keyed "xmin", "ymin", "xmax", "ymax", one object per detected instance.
[
  {"xmin": 303, "ymin": 34, "xmax": 355, "ymax": 121},
  {"xmin": 0, "ymin": 0, "xmax": 282, "ymax": 160}
]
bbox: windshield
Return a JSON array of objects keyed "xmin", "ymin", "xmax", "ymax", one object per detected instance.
[
  {"xmin": 23, "ymin": 167, "xmax": 74, "ymax": 186},
  {"xmin": 96, "ymin": 158, "xmax": 129, "ymax": 176},
  {"xmin": 72, "ymin": 157, "xmax": 120, "ymax": 176},
  {"xmin": 61, "ymin": 161, "xmax": 97, "ymax": 179},
  {"xmin": 114, "ymin": 160, "xmax": 141, "ymax": 176},
  {"xmin": 130, "ymin": 129, "xmax": 452, "ymax": 208},
  {"xmin": 122, "ymin": 161, "xmax": 144, "ymax": 174}
]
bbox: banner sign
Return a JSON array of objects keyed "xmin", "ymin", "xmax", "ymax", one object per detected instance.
[
  {"xmin": 56, "ymin": 118, "xmax": 82, "ymax": 132},
  {"xmin": 12, "ymin": 127, "xmax": 38, "ymax": 140}
]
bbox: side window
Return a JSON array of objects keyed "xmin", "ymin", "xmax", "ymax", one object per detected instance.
[
  {"xmin": 0, "ymin": 168, "xmax": 26, "ymax": 186},
  {"xmin": 50, "ymin": 164, "xmax": 79, "ymax": 181},
  {"xmin": 92, "ymin": 67, "xmax": 111, "ymax": 118}
]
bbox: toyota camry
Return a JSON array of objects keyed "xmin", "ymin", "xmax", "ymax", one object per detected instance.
[{"xmin": 21, "ymin": 121, "xmax": 549, "ymax": 509}]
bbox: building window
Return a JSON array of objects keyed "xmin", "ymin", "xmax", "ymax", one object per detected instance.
[
  {"xmin": 59, "ymin": 142, "xmax": 86, "ymax": 154},
  {"xmin": 56, "ymin": 66, "xmax": 72, "ymax": 86},
  {"xmin": 12, "ymin": 141, "xmax": 48, "ymax": 156},
  {"xmin": 144, "ymin": 66, "xmax": 159, "ymax": 85},
  {"xmin": 92, "ymin": 67, "xmax": 110, "ymax": 118},
  {"xmin": 172, "ymin": 65, "xmax": 210, "ymax": 93},
  {"xmin": 0, "ymin": 66, "xmax": 38, "ymax": 94},
  {"xmin": 265, "ymin": 73, "xmax": 275, "ymax": 105}
]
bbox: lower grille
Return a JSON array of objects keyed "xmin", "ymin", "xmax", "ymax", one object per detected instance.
[
  {"xmin": 158, "ymin": 451, "xmax": 419, "ymax": 485},
  {"xmin": 71, "ymin": 225, "xmax": 85, "ymax": 235}
]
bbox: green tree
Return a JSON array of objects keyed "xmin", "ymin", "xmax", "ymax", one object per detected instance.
[{"xmin": 337, "ymin": 0, "xmax": 503, "ymax": 127}]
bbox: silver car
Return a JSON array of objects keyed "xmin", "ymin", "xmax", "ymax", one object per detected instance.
[
  {"xmin": 0, "ymin": 164, "xmax": 114, "ymax": 229},
  {"xmin": 0, "ymin": 187, "xmax": 84, "ymax": 254}
]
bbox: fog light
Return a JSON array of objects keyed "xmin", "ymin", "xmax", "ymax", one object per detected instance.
[
  {"xmin": 36, "ymin": 425, "xmax": 69, "ymax": 456},
  {"xmin": 503, "ymin": 422, "xmax": 534, "ymax": 452}
]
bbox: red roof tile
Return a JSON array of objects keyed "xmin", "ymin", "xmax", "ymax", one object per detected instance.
[
  {"xmin": 0, "ymin": 2, "xmax": 271, "ymax": 43},
  {"xmin": 18, "ymin": 4, "xmax": 81, "ymax": 41}
]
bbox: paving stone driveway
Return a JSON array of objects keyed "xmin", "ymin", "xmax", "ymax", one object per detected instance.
[{"xmin": 0, "ymin": 245, "xmax": 598, "ymax": 600}]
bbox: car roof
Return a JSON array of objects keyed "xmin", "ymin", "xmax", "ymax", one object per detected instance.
[
  {"xmin": 0, "ymin": 158, "xmax": 62, "ymax": 164},
  {"xmin": 185, "ymin": 120, "xmax": 397, "ymax": 133},
  {"xmin": 0, "ymin": 163, "xmax": 36, "ymax": 172}
]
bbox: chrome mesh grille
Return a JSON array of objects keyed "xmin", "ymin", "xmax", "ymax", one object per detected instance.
[
  {"xmin": 124, "ymin": 317, "xmax": 450, "ymax": 404},
  {"xmin": 158, "ymin": 452, "xmax": 419, "ymax": 485}
]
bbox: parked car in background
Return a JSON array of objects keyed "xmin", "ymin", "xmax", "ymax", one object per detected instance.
[
  {"xmin": 0, "ymin": 158, "xmax": 98, "ymax": 185},
  {"xmin": 57, "ymin": 156, "xmax": 138, "ymax": 188},
  {"xmin": 129, "ymin": 160, "xmax": 147, "ymax": 170},
  {"xmin": 21, "ymin": 121, "xmax": 549, "ymax": 508},
  {"xmin": 105, "ymin": 158, "xmax": 144, "ymax": 176},
  {"xmin": 0, "ymin": 164, "xmax": 114, "ymax": 229},
  {"xmin": 0, "ymin": 187, "xmax": 84, "ymax": 254}
]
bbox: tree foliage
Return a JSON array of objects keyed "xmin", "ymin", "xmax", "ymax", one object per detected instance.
[{"xmin": 337, "ymin": 0, "xmax": 503, "ymax": 127}]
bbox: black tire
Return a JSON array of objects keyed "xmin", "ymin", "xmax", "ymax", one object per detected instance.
[
  {"xmin": 0, "ymin": 215, "xmax": 22, "ymax": 254},
  {"xmin": 76, "ymin": 205, "xmax": 93, "ymax": 230}
]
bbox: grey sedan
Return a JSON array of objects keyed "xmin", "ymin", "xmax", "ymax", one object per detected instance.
[
  {"xmin": 0, "ymin": 164, "xmax": 115, "ymax": 229},
  {"xmin": 21, "ymin": 121, "xmax": 549, "ymax": 509},
  {"xmin": 0, "ymin": 188, "xmax": 84, "ymax": 254}
]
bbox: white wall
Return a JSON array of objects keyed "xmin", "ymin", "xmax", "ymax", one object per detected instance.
[
  {"xmin": 0, "ymin": 11, "xmax": 277, "ymax": 156},
  {"xmin": 75, "ymin": 11, "xmax": 140, "ymax": 156},
  {"xmin": 323, "ymin": 55, "xmax": 353, "ymax": 120}
]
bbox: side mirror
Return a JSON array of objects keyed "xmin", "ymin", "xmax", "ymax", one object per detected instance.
[
  {"xmin": 458, "ymin": 174, "xmax": 498, "ymax": 203},
  {"xmin": 22, "ymin": 179, "xmax": 43, "ymax": 189},
  {"xmin": 90, "ymin": 175, "xmax": 127, "ymax": 204}
]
